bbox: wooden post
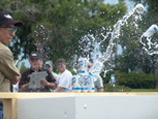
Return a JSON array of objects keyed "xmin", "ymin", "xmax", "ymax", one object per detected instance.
[{"xmin": 3, "ymin": 98, "xmax": 17, "ymax": 119}]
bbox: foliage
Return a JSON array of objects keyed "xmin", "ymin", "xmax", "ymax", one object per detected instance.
[
  {"xmin": 104, "ymin": 83, "xmax": 131, "ymax": 92},
  {"xmin": 0, "ymin": 0, "xmax": 127, "ymax": 68},
  {"xmin": 1, "ymin": 0, "xmax": 157, "ymax": 90},
  {"xmin": 100, "ymin": 70, "xmax": 115, "ymax": 83},
  {"xmin": 127, "ymin": 0, "xmax": 158, "ymax": 90},
  {"xmin": 19, "ymin": 62, "xmax": 29, "ymax": 74},
  {"xmin": 114, "ymin": 49, "xmax": 156, "ymax": 74},
  {"xmin": 115, "ymin": 72, "xmax": 157, "ymax": 88},
  {"xmin": 130, "ymin": 89, "xmax": 157, "ymax": 92},
  {"xmin": 111, "ymin": 0, "xmax": 158, "ymax": 75}
]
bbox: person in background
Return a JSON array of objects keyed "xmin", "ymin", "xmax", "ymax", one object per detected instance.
[
  {"xmin": 44, "ymin": 60, "xmax": 58, "ymax": 80},
  {"xmin": 87, "ymin": 62, "xmax": 104, "ymax": 92},
  {"xmin": 19, "ymin": 52, "xmax": 56, "ymax": 92},
  {"xmin": 11, "ymin": 81, "xmax": 19, "ymax": 92},
  {"xmin": 0, "ymin": 11, "xmax": 23, "ymax": 119},
  {"xmin": 55, "ymin": 59, "xmax": 72, "ymax": 92},
  {"xmin": 39, "ymin": 59, "xmax": 43, "ymax": 68}
]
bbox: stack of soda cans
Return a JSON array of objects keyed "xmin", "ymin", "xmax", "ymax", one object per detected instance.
[{"xmin": 72, "ymin": 57, "xmax": 103, "ymax": 93}]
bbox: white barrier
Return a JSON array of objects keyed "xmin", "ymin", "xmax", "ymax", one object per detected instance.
[{"xmin": 1, "ymin": 93, "xmax": 158, "ymax": 119}]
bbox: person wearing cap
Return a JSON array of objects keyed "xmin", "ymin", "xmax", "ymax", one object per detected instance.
[
  {"xmin": 55, "ymin": 59, "xmax": 72, "ymax": 92},
  {"xmin": 19, "ymin": 52, "xmax": 56, "ymax": 92},
  {"xmin": 44, "ymin": 61, "xmax": 58, "ymax": 80},
  {"xmin": 0, "ymin": 11, "xmax": 23, "ymax": 119},
  {"xmin": 87, "ymin": 62, "xmax": 104, "ymax": 92}
]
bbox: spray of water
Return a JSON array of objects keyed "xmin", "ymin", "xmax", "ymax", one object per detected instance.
[
  {"xmin": 98, "ymin": 3, "xmax": 144, "ymax": 63},
  {"xmin": 72, "ymin": 4, "xmax": 145, "ymax": 92},
  {"xmin": 139, "ymin": 24, "xmax": 158, "ymax": 55},
  {"xmin": 82, "ymin": 3, "xmax": 144, "ymax": 76}
]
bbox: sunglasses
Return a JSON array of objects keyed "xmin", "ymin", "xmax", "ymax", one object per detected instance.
[
  {"xmin": 57, "ymin": 64, "xmax": 63, "ymax": 67},
  {"xmin": 0, "ymin": 26, "xmax": 17, "ymax": 34},
  {"xmin": 45, "ymin": 64, "xmax": 51, "ymax": 68},
  {"xmin": 30, "ymin": 58, "xmax": 39, "ymax": 62}
]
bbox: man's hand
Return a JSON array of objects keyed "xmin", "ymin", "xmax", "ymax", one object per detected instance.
[
  {"xmin": 98, "ymin": 88, "xmax": 104, "ymax": 92},
  {"xmin": 55, "ymin": 86, "xmax": 63, "ymax": 92},
  {"xmin": 10, "ymin": 68, "xmax": 21, "ymax": 84},
  {"xmin": 19, "ymin": 83, "xmax": 29, "ymax": 92},
  {"xmin": 16, "ymin": 68, "xmax": 20, "ymax": 73},
  {"xmin": 40, "ymin": 79, "xmax": 49, "ymax": 86},
  {"xmin": 41, "ymin": 79, "xmax": 56, "ymax": 89}
]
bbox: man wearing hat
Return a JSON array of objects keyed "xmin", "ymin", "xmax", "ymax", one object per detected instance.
[
  {"xmin": 0, "ymin": 11, "xmax": 23, "ymax": 119},
  {"xmin": 44, "ymin": 60, "xmax": 58, "ymax": 80},
  {"xmin": 19, "ymin": 52, "xmax": 56, "ymax": 92}
]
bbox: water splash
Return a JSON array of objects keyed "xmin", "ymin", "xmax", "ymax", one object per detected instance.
[
  {"xmin": 139, "ymin": 24, "xmax": 158, "ymax": 55},
  {"xmin": 97, "ymin": 3, "xmax": 144, "ymax": 63},
  {"xmin": 73, "ymin": 4, "xmax": 145, "ymax": 92},
  {"xmin": 85, "ymin": 3, "xmax": 144, "ymax": 73},
  {"xmin": 78, "ymin": 3, "xmax": 144, "ymax": 64},
  {"xmin": 33, "ymin": 25, "xmax": 51, "ymax": 60}
]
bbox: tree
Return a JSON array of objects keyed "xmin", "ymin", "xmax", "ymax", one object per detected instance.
[
  {"xmin": 0, "ymin": 0, "xmax": 127, "ymax": 69},
  {"xmin": 19, "ymin": 62, "xmax": 29, "ymax": 74},
  {"xmin": 117, "ymin": 0, "xmax": 158, "ymax": 89}
]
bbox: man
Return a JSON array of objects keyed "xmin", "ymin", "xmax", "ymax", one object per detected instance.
[
  {"xmin": 19, "ymin": 52, "xmax": 56, "ymax": 92},
  {"xmin": 55, "ymin": 59, "xmax": 72, "ymax": 92},
  {"xmin": 44, "ymin": 60, "xmax": 58, "ymax": 80},
  {"xmin": 0, "ymin": 11, "xmax": 23, "ymax": 119},
  {"xmin": 87, "ymin": 62, "xmax": 104, "ymax": 92}
]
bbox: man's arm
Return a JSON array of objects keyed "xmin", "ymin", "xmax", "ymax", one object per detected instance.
[
  {"xmin": 19, "ymin": 69, "xmax": 30, "ymax": 92},
  {"xmin": 10, "ymin": 68, "xmax": 21, "ymax": 84},
  {"xmin": 96, "ymin": 75, "xmax": 104, "ymax": 92},
  {"xmin": 19, "ymin": 83, "xmax": 29, "ymax": 92},
  {"xmin": 46, "ymin": 69, "xmax": 56, "ymax": 82},
  {"xmin": 55, "ymin": 86, "xmax": 64, "ymax": 92},
  {"xmin": 40, "ymin": 79, "xmax": 56, "ymax": 89},
  {"xmin": 11, "ymin": 76, "xmax": 20, "ymax": 84},
  {"xmin": 45, "ymin": 69, "xmax": 56, "ymax": 89},
  {"xmin": 98, "ymin": 87, "xmax": 104, "ymax": 92}
]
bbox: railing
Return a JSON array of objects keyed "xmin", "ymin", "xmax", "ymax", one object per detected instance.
[{"xmin": 1, "ymin": 92, "xmax": 158, "ymax": 119}]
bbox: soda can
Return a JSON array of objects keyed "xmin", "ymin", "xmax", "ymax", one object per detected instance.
[
  {"xmin": 78, "ymin": 58, "xmax": 88, "ymax": 75},
  {"xmin": 81, "ymin": 75, "xmax": 89, "ymax": 93},
  {"xmin": 87, "ymin": 75, "xmax": 95, "ymax": 93},
  {"xmin": 89, "ymin": 61, "xmax": 103, "ymax": 80},
  {"xmin": 135, "ymin": 3, "xmax": 144, "ymax": 14},
  {"xmin": 144, "ymin": 24, "xmax": 158, "ymax": 37},
  {"xmin": 72, "ymin": 75, "xmax": 82, "ymax": 92}
]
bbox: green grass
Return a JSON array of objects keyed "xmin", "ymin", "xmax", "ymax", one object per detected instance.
[{"xmin": 130, "ymin": 89, "xmax": 157, "ymax": 92}]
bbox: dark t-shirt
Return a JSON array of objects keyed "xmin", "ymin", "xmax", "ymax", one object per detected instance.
[{"xmin": 19, "ymin": 68, "xmax": 56, "ymax": 92}]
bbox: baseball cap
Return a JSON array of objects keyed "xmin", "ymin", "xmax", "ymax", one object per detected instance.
[
  {"xmin": 29, "ymin": 52, "xmax": 40, "ymax": 59},
  {"xmin": 0, "ymin": 11, "xmax": 23, "ymax": 26},
  {"xmin": 45, "ymin": 61, "xmax": 53, "ymax": 66}
]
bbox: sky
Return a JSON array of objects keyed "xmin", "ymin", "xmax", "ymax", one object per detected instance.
[
  {"xmin": 104, "ymin": 0, "xmax": 119, "ymax": 4},
  {"xmin": 105, "ymin": 0, "xmax": 135, "ymax": 9},
  {"xmin": 18, "ymin": 0, "xmax": 136, "ymax": 68}
]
